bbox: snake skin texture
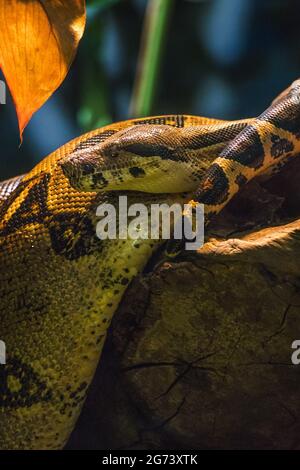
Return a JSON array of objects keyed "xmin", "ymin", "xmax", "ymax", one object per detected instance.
[
  {"xmin": 0, "ymin": 114, "xmax": 249, "ymax": 449},
  {"xmin": 0, "ymin": 175, "xmax": 24, "ymax": 203},
  {"xmin": 193, "ymin": 79, "xmax": 300, "ymax": 223},
  {"xmin": 1, "ymin": 78, "xmax": 300, "ymax": 450}
]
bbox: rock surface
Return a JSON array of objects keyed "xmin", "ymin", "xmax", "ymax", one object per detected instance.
[{"xmin": 67, "ymin": 158, "xmax": 300, "ymax": 450}]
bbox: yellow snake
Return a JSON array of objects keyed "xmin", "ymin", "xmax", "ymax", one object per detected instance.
[{"xmin": 0, "ymin": 79, "xmax": 300, "ymax": 449}]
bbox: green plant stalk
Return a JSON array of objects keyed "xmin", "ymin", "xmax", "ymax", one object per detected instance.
[{"xmin": 129, "ymin": 0, "xmax": 173, "ymax": 118}]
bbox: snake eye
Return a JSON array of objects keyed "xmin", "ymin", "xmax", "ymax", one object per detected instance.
[{"xmin": 107, "ymin": 143, "xmax": 119, "ymax": 157}]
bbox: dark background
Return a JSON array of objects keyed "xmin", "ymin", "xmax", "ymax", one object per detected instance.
[{"xmin": 0, "ymin": 0, "xmax": 299, "ymax": 181}]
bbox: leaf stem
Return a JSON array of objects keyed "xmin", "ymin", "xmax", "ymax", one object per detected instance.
[{"xmin": 129, "ymin": 0, "xmax": 173, "ymax": 118}]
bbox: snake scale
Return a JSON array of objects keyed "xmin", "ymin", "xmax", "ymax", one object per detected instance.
[{"xmin": 0, "ymin": 79, "xmax": 300, "ymax": 449}]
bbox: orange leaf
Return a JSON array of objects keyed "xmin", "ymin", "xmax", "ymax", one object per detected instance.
[{"xmin": 0, "ymin": 0, "xmax": 86, "ymax": 140}]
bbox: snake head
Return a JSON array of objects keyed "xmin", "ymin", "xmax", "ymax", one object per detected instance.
[{"xmin": 60, "ymin": 124, "xmax": 198, "ymax": 194}]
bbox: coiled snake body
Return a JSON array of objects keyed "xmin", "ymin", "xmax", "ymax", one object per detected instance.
[{"xmin": 0, "ymin": 80, "xmax": 300, "ymax": 449}]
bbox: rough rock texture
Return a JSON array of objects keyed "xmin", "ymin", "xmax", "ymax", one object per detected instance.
[{"xmin": 67, "ymin": 158, "xmax": 300, "ymax": 450}]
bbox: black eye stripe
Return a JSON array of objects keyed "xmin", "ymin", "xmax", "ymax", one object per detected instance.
[{"xmin": 124, "ymin": 143, "xmax": 176, "ymax": 160}]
